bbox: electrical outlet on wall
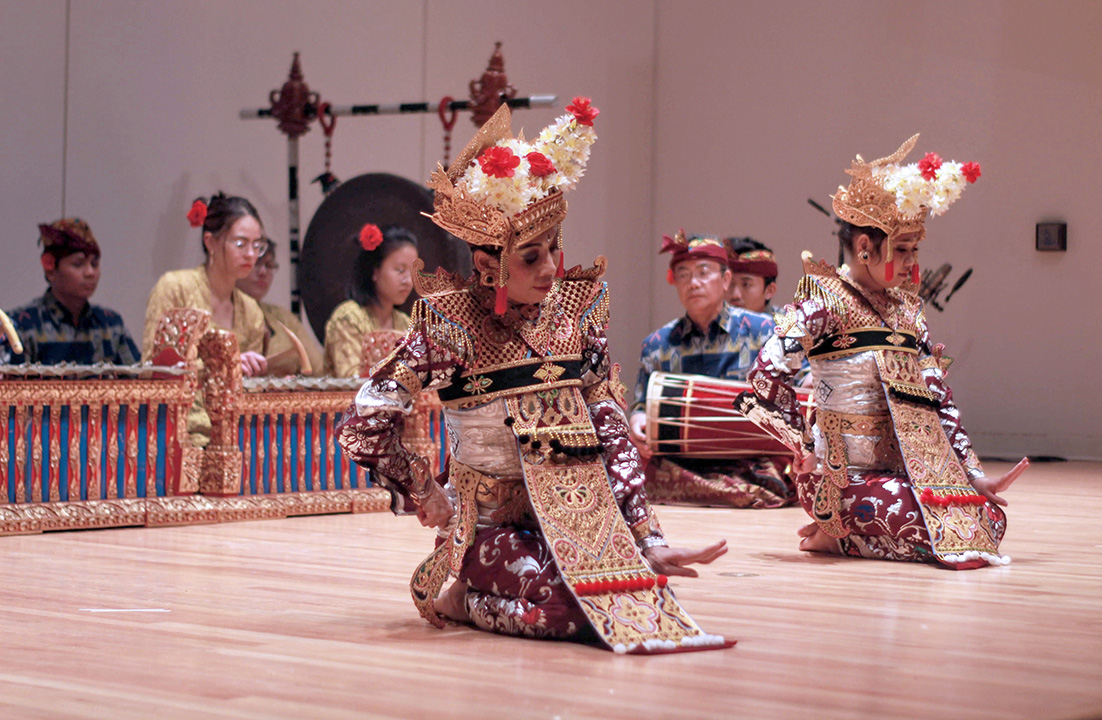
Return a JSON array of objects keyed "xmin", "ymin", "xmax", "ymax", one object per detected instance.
[{"xmin": 1036, "ymin": 222, "xmax": 1067, "ymax": 252}]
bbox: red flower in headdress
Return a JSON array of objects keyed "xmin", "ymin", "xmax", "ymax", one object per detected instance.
[
  {"xmin": 918, "ymin": 152, "xmax": 942, "ymax": 181},
  {"xmin": 359, "ymin": 223, "xmax": 383, "ymax": 252},
  {"xmin": 187, "ymin": 199, "xmax": 207, "ymax": 228},
  {"xmin": 566, "ymin": 96, "xmax": 599, "ymax": 126},
  {"xmin": 525, "ymin": 151, "xmax": 556, "ymax": 177},
  {"xmin": 478, "ymin": 146, "xmax": 521, "ymax": 178},
  {"xmin": 961, "ymin": 161, "xmax": 982, "ymax": 184}
]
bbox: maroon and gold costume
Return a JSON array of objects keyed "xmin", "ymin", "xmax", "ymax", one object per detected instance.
[
  {"xmin": 745, "ymin": 256, "xmax": 1007, "ymax": 568},
  {"xmin": 337, "ymin": 101, "xmax": 728, "ymax": 653}
]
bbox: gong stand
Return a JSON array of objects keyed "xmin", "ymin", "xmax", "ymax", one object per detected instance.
[{"xmin": 240, "ymin": 44, "xmax": 555, "ymax": 315}]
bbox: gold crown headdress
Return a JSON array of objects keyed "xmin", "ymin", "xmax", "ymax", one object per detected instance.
[
  {"xmin": 426, "ymin": 97, "xmax": 598, "ymax": 313},
  {"xmin": 832, "ymin": 134, "xmax": 981, "ymax": 279}
]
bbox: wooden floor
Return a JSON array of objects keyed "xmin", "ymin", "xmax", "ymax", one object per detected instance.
[{"xmin": 1, "ymin": 460, "xmax": 1100, "ymax": 720}]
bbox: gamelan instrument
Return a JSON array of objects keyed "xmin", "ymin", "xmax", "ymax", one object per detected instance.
[{"xmin": 645, "ymin": 372, "xmax": 810, "ymax": 458}]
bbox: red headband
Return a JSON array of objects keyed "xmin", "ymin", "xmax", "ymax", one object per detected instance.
[{"xmin": 660, "ymin": 232, "xmax": 730, "ymax": 269}]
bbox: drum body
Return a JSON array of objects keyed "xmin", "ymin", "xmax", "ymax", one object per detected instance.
[{"xmin": 644, "ymin": 372, "xmax": 809, "ymax": 458}]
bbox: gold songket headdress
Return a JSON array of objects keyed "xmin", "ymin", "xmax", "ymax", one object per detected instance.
[
  {"xmin": 426, "ymin": 97, "xmax": 599, "ymax": 313},
  {"xmin": 832, "ymin": 134, "xmax": 982, "ymax": 279}
]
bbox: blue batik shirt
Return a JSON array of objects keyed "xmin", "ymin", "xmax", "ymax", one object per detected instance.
[
  {"xmin": 1, "ymin": 290, "xmax": 140, "ymax": 366},
  {"xmin": 632, "ymin": 302, "xmax": 775, "ymax": 413}
]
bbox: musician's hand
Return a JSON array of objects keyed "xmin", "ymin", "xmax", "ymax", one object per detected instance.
[
  {"xmin": 971, "ymin": 457, "xmax": 1029, "ymax": 507},
  {"xmin": 628, "ymin": 411, "xmax": 652, "ymax": 461},
  {"xmin": 240, "ymin": 351, "xmax": 268, "ymax": 377},
  {"xmin": 643, "ymin": 540, "xmax": 728, "ymax": 578},
  {"xmin": 415, "ymin": 481, "xmax": 454, "ymax": 529}
]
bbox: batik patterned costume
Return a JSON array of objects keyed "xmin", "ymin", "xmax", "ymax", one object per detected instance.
[
  {"xmin": 323, "ymin": 300, "xmax": 411, "ymax": 377},
  {"xmin": 338, "ymin": 100, "xmax": 728, "ymax": 653},
  {"xmin": 741, "ymin": 134, "xmax": 1004, "ymax": 569},
  {"xmin": 1, "ymin": 291, "xmax": 139, "ymax": 365},
  {"xmin": 634, "ymin": 302, "xmax": 792, "ymax": 508}
]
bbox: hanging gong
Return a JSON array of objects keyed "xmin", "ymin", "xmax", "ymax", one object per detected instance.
[{"xmin": 297, "ymin": 172, "xmax": 472, "ymax": 341}]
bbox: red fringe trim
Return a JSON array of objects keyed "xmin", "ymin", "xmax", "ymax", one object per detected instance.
[
  {"xmin": 493, "ymin": 285, "xmax": 508, "ymax": 315},
  {"xmin": 919, "ymin": 488, "xmax": 987, "ymax": 507},
  {"xmin": 556, "ymin": 250, "xmax": 565, "ymax": 278},
  {"xmin": 911, "ymin": 263, "xmax": 920, "ymax": 284},
  {"xmin": 885, "ymin": 259, "xmax": 894, "ymax": 282},
  {"xmin": 573, "ymin": 574, "xmax": 668, "ymax": 596}
]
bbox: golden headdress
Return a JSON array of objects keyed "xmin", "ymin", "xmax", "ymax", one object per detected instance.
[
  {"xmin": 426, "ymin": 97, "xmax": 599, "ymax": 312},
  {"xmin": 832, "ymin": 134, "xmax": 982, "ymax": 273}
]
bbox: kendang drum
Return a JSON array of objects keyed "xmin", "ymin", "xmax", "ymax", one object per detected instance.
[{"xmin": 645, "ymin": 372, "xmax": 810, "ymax": 458}]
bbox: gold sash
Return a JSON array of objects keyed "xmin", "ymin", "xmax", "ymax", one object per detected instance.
[{"xmin": 411, "ymin": 385, "xmax": 728, "ymax": 653}]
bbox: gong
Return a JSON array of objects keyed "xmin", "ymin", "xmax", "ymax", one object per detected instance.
[{"xmin": 297, "ymin": 172, "xmax": 472, "ymax": 342}]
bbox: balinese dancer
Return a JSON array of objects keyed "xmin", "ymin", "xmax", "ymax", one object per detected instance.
[
  {"xmin": 739, "ymin": 135, "xmax": 1025, "ymax": 569},
  {"xmin": 337, "ymin": 99, "xmax": 731, "ymax": 653}
]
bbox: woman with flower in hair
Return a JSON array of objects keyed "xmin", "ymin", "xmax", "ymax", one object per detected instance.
[
  {"xmin": 336, "ymin": 99, "xmax": 730, "ymax": 654},
  {"xmin": 739, "ymin": 135, "xmax": 1025, "ymax": 569},
  {"xmin": 144, "ymin": 193, "xmax": 270, "ymax": 444},
  {"xmin": 322, "ymin": 224, "xmax": 418, "ymax": 377}
]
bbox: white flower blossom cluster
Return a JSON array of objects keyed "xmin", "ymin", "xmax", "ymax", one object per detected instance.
[
  {"xmin": 459, "ymin": 113, "xmax": 597, "ymax": 218},
  {"xmin": 877, "ymin": 161, "xmax": 971, "ymax": 218}
]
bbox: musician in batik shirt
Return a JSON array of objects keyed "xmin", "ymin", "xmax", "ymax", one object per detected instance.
[
  {"xmin": 1, "ymin": 219, "xmax": 139, "ymax": 366},
  {"xmin": 628, "ymin": 232, "xmax": 791, "ymax": 509},
  {"xmin": 741, "ymin": 135, "xmax": 1023, "ymax": 569},
  {"xmin": 337, "ymin": 100, "xmax": 731, "ymax": 654}
]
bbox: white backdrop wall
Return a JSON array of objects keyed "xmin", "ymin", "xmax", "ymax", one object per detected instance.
[{"xmin": 1, "ymin": 0, "xmax": 1099, "ymax": 459}]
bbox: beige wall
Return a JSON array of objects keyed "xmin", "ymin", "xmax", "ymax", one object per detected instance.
[{"xmin": 2, "ymin": 0, "xmax": 1099, "ymax": 459}]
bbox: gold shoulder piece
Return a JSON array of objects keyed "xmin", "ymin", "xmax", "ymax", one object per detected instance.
[
  {"xmin": 411, "ymin": 258, "xmax": 467, "ymax": 298},
  {"xmin": 410, "ymin": 295, "xmax": 475, "ymax": 361},
  {"xmin": 800, "ymin": 251, "xmax": 837, "ymax": 278},
  {"xmin": 794, "ymin": 271, "xmax": 846, "ymax": 320},
  {"xmin": 563, "ymin": 255, "xmax": 607, "ymax": 282}
]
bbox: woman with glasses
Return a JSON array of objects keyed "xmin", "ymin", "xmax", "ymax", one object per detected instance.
[
  {"xmin": 236, "ymin": 239, "xmax": 324, "ymax": 377},
  {"xmin": 323, "ymin": 223, "xmax": 418, "ymax": 377},
  {"xmin": 143, "ymin": 192, "xmax": 271, "ymax": 376},
  {"xmin": 142, "ymin": 193, "xmax": 273, "ymax": 445}
]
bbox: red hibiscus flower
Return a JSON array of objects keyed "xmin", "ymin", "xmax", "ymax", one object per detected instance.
[
  {"xmin": 961, "ymin": 161, "xmax": 982, "ymax": 183},
  {"xmin": 566, "ymin": 96, "xmax": 599, "ymax": 126},
  {"xmin": 478, "ymin": 146, "xmax": 521, "ymax": 178},
  {"xmin": 359, "ymin": 223, "xmax": 383, "ymax": 252},
  {"xmin": 187, "ymin": 199, "xmax": 207, "ymax": 228},
  {"xmin": 525, "ymin": 151, "xmax": 556, "ymax": 177},
  {"xmin": 918, "ymin": 152, "xmax": 942, "ymax": 181}
]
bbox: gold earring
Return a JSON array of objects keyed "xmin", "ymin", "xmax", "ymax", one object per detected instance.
[
  {"xmin": 858, "ymin": 251, "xmax": 870, "ymax": 264},
  {"xmin": 480, "ymin": 271, "xmax": 496, "ymax": 287}
]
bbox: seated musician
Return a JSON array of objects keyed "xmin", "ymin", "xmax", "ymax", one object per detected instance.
[
  {"xmin": 1, "ymin": 218, "xmax": 139, "ymax": 365},
  {"xmin": 143, "ymin": 193, "xmax": 269, "ymax": 375},
  {"xmin": 724, "ymin": 236, "xmax": 780, "ymax": 316},
  {"xmin": 627, "ymin": 231, "xmax": 793, "ymax": 508},
  {"xmin": 323, "ymin": 224, "xmax": 419, "ymax": 377},
  {"xmin": 236, "ymin": 239, "xmax": 324, "ymax": 376},
  {"xmin": 143, "ymin": 193, "xmax": 271, "ymax": 446}
]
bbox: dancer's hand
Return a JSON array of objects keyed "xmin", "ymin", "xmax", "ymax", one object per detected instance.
[
  {"xmin": 793, "ymin": 449, "xmax": 816, "ymax": 474},
  {"xmin": 644, "ymin": 540, "xmax": 728, "ymax": 577},
  {"xmin": 415, "ymin": 481, "xmax": 454, "ymax": 528},
  {"xmin": 971, "ymin": 457, "xmax": 1029, "ymax": 507}
]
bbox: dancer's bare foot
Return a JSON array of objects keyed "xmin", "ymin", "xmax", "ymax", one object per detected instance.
[
  {"xmin": 797, "ymin": 522, "xmax": 842, "ymax": 554},
  {"xmin": 434, "ymin": 581, "xmax": 470, "ymax": 623}
]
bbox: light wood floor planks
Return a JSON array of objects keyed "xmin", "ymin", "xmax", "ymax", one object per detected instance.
[{"xmin": 1, "ymin": 460, "xmax": 1100, "ymax": 720}]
